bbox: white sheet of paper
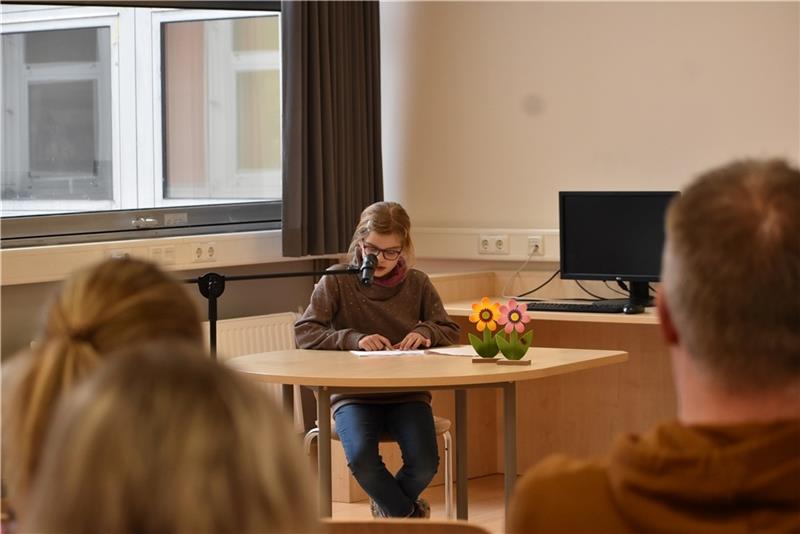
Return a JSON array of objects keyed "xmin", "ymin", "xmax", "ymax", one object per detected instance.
[
  {"xmin": 351, "ymin": 349, "xmax": 427, "ymax": 357},
  {"xmin": 425, "ymin": 345, "xmax": 476, "ymax": 357}
]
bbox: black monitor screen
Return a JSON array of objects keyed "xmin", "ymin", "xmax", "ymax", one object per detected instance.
[{"xmin": 559, "ymin": 191, "xmax": 678, "ymax": 283}]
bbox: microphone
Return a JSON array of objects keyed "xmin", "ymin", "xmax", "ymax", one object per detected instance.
[{"xmin": 359, "ymin": 253, "xmax": 378, "ymax": 286}]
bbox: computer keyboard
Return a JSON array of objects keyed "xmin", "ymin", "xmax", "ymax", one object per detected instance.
[{"xmin": 525, "ymin": 301, "xmax": 625, "ymax": 313}]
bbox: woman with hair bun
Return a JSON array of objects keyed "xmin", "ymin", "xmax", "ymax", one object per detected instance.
[
  {"xmin": 2, "ymin": 257, "xmax": 203, "ymax": 520},
  {"xmin": 23, "ymin": 341, "xmax": 317, "ymax": 534}
]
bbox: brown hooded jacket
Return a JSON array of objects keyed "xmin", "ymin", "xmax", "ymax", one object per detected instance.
[{"xmin": 507, "ymin": 419, "xmax": 800, "ymax": 533}]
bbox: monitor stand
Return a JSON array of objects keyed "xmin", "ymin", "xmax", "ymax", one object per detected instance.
[
  {"xmin": 601, "ymin": 281, "xmax": 653, "ymax": 310},
  {"xmin": 628, "ymin": 281, "xmax": 653, "ymax": 307}
]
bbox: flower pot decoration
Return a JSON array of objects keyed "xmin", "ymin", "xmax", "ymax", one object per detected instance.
[
  {"xmin": 467, "ymin": 297, "xmax": 501, "ymax": 358},
  {"xmin": 468, "ymin": 298, "xmax": 533, "ymax": 362},
  {"xmin": 495, "ymin": 299, "xmax": 533, "ymax": 360}
]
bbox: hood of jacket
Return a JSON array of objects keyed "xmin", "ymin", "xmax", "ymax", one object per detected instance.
[{"xmin": 608, "ymin": 419, "xmax": 800, "ymax": 532}]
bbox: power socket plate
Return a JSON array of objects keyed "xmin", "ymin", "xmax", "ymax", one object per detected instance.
[
  {"xmin": 527, "ymin": 236, "xmax": 544, "ymax": 256},
  {"xmin": 479, "ymin": 234, "xmax": 510, "ymax": 255},
  {"xmin": 193, "ymin": 242, "xmax": 217, "ymax": 263}
]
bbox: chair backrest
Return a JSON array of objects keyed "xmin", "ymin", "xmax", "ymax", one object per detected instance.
[
  {"xmin": 202, "ymin": 312, "xmax": 297, "ymax": 361},
  {"xmin": 322, "ymin": 518, "xmax": 491, "ymax": 534}
]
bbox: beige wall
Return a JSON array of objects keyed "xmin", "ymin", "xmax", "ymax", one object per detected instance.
[
  {"xmin": 1, "ymin": 262, "xmax": 317, "ymax": 359},
  {"xmin": 380, "ymin": 1, "xmax": 800, "ymax": 229}
]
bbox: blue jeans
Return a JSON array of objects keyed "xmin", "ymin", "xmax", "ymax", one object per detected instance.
[{"xmin": 333, "ymin": 402, "xmax": 439, "ymax": 517}]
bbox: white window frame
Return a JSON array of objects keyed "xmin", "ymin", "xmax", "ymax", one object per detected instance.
[
  {"xmin": 0, "ymin": 2, "xmax": 283, "ymax": 247},
  {"xmin": 1, "ymin": 6, "xmax": 136, "ymax": 215}
]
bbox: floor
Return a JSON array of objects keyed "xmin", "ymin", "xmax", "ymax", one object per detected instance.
[{"xmin": 331, "ymin": 474, "xmax": 506, "ymax": 534}]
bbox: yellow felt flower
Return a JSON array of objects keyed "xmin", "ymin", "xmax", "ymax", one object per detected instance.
[{"xmin": 468, "ymin": 297, "xmax": 501, "ymax": 332}]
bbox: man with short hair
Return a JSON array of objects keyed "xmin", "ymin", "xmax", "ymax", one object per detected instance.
[{"xmin": 507, "ymin": 159, "xmax": 800, "ymax": 533}]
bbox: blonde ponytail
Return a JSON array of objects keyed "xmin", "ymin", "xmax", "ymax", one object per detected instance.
[{"xmin": 2, "ymin": 258, "xmax": 203, "ymax": 514}]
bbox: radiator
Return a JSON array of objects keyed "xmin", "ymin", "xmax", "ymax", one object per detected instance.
[
  {"xmin": 202, "ymin": 312, "xmax": 307, "ymax": 430},
  {"xmin": 202, "ymin": 312, "xmax": 298, "ymax": 360}
]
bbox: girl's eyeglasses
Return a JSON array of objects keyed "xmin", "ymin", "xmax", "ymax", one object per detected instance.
[{"xmin": 361, "ymin": 242, "xmax": 402, "ymax": 260}]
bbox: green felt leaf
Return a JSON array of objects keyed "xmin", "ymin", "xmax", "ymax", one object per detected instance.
[
  {"xmin": 495, "ymin": 328, "xmax": 533, "ymax": 360},
  {"xmin": 468, "ymin": 332, "xmax": 499, "ymax": 358}
]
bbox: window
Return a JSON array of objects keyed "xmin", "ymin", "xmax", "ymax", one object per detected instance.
[{"xmin": 1, "ymin": 3, "xmax": 282, "ymax": 247}]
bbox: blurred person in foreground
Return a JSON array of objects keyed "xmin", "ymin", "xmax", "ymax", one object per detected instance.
[
  {"xmin": 23, "ymin": 340, "xmax": 318, "ymax": 534},
  {"xmin": 2, "ymin": 258, "xmax": 204, "ymax": 521},
  {"xmin": 507, "ymin": 158, "xmax": 800, "ymax": 532}
]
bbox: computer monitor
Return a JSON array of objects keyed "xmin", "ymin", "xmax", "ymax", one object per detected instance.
[{"xmin": 559, "ymin": 191, "xmax": 679, "ymax": 309}]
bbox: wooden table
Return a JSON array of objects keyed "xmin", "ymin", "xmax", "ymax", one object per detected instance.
[
  {"xmin": 443, "ymin": 298, "xmax": 675, "ymax": 473},
  {"xmin": 227, "ymin": 347, "xmax": 628, "ymax": 519}
]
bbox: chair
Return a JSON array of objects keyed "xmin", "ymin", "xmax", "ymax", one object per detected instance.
[
  {"xmin": 304, "ymin": 415, "xmax": 454, "ymax": 519},
  {"xmin": 322, "ymin": 518, "xmax": 490, "ymax": 534}
]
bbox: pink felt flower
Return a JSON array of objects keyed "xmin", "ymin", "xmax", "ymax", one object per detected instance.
[{"xmin": 497, "ymin": 299, "xmax": 531, "ymax": 334}]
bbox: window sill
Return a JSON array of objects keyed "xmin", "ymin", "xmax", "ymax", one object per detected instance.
[{"xmin": 0, "ymin": 230, "xmax": 337, "ymax": 286}]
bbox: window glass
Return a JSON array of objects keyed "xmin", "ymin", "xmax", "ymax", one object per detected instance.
[
  {"xmin": 2, "ymin": 27, "xmax": 112, "ymax": 209},
  {"xmin": 237, "ymin": 70, "xmax": 281, "ymax": 171},
  {"xmin": 162, "ymin": 15, "xmax": 281, "ymax": 201},
  {"xmin": 233, "ymin": 16, "xmax": 278, "ymax": 52},
  {"xmin": 162, "ymin": 19, "xmax": 208, "ymax": 200},
  {"xmin": 25, "ymin": 27, "xmax": 98, "ymax": 63}
]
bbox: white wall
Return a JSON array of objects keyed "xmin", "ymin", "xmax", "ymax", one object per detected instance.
[{"xmin": 380, "ymin": 1, "xmax": 800, "ymax": 230}]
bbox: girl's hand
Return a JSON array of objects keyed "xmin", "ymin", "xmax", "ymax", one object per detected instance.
[
  {"xmin": 358, "ymin": 334, "xmax": 393, "ymax": 351},
  {"xmin": 394, "ymin": 332, "xmax": 431, "ymax": 351}
]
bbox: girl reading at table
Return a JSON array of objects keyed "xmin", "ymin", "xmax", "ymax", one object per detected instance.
[{"xmin": 295, "ymin": 201, "xmax": 460, "ymax": 518}]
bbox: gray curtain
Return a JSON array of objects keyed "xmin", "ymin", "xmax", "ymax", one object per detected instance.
[{"xmin": 281, "ymin": 1, "xmax": 384, "ymax": 257}]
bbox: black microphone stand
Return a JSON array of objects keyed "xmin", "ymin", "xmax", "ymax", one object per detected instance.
[{"xmin": 185, "ymin": 267, "xmax": 359, "ymax": 359}]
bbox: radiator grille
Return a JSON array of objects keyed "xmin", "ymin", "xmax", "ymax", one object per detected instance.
[{"xmin": 202, "ymin": 312, "xmax": 298, "ymax": 360}]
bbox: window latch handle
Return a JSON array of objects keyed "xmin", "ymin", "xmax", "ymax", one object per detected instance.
[{"xmin": 131, "ymin": 217, "xmax": 159, "ymax": 229}]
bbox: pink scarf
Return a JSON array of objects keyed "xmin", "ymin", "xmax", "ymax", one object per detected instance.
[{"xmin": 373, "ymin": 256, "xmax": 408, "ymax": 287}]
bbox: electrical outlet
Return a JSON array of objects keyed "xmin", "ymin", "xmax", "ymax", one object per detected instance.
[
  {"xmin": 478, "ymin": 234, "xmax": 510, "ymax": 255},
  {"xmin": 192, "ymin": 242, "xmax": 217, "ymax": 263},
  {"xmin": 527, "ymin": 235, "xmax": 544, "ymax": 256},
  {"xmin": 149, "ymin": 246, "xmax": 176, "ymax": 265}
]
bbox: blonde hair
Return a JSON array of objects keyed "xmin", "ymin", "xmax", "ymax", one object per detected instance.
[
  {"xmin": 662, "ymin": 158, "xmax": 800, "ymax": 391},
  {"xmin": 2, "ymin": 258, "xmax": 203, "ymax": 510},
  {"xmin": 347, "ymin": 201, "xmax": 415, "ymax": 264},
  {"xmin": 23, "ymin": 341, "xmax": 318, "ymax": 534}
]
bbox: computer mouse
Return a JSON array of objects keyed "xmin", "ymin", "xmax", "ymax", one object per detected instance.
[{"xmin": 623, "ymin": 303, "xmax": 645, "ymax": 315}]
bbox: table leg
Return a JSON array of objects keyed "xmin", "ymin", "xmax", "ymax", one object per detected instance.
[
  {"xmin": 281, "ymin": 384, "xmax": 294, "ymax": 414},
  {"xmin": 503, "ymin": 382, "xmax": 517, "ymax": 516},
  {"xmin": 317, "ymin": 388, "xmax": 332, "ymax": 517},
  {"xmin": 455, "ymin": 388, "xmax": 468, "ymax": 519}
]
